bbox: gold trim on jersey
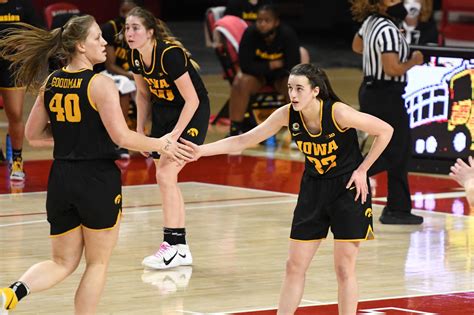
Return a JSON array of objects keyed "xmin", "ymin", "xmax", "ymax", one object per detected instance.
[
  {"xmin": 299, "ymin": 99, "xmax": 323, "ymax": 138},
  {"xmin": 87, "ymin": 74, "xmax": 99, "ymax": 111},
  {"xmin": 334, "ymin": 225, "xmax": 375, "ymax": 242},
  {"xmin": 61, "ymin": 67, "xmax": 88, "ymax": 74},
  {"xmin": 161, "ymin": 45, "xmax": 187, "ymax": 76},
  {"xmin": 289, "ymin": 237, "xmax": 326, "ymax": 242},
  {"xmin": 81, "ymin": 211, "xmax": 122, "ymax": 232},
  {"xmin": 332, "ymin": 102, "xmax": 349, "ymax": 133},
  {"xmin": 140, "ymin": 41, "xmax": 157, "ymax": 75},
  {"xmin": 49, "ymin": 224, "xmax": 81, "ymax": 238}
]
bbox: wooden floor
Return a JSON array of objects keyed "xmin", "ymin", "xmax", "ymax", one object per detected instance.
[
  {"xmin": 1, "ymin": 181, "xmax": 473, "ymax": 314},
  {"xmin": 0, "ymin": 70, "xmax": 473, "ymax": 314}
]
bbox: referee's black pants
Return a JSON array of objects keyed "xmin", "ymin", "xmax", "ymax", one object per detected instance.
[{"xmin": 359, "ymin": 81, "xmax": 412, "ymax": 213}]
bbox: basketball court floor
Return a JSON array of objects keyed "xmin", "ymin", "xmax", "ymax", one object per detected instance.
[{"xmin": 0, "ymin": 71, "xmax": 473, "ymax": 314}]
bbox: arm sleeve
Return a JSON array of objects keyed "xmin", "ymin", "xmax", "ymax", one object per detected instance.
[
  {"xmin": 379, "ymin": 26, "xmax": 400, "ymax": 53},
  {"xmin": 162, "ymin": 46, "xmax": 188, "ymax": 80},
  {"xmin": 281, "ymin": 25, "xmax": 300, "ymax": 71},
  {"xmin": 357, "ymin": 18, "xmax": 368, "ymax": 38},
  {"xmin": 239, "ymin": 27, "xmax": 271, "ymax": 76}
]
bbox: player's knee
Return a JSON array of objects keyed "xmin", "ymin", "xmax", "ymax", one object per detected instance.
[
  {"xmin": 285, "ymin": 258, "xmax": 306, "ymax": 276},
  {"xmin": 53, "ymin": 255, "xmax": 81, "ymax": 274},
  {"xmin": 334, "ymin": 263, "xmax": 354, "ymax": 282},
  {"xmin": 155, "ymin": 170, "xmax": 177, "ymax": 188}
]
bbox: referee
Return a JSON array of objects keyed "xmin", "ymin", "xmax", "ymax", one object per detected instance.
[{"xmin": 350, "ymin": 0, "xmax": 423, "ymax": 225}]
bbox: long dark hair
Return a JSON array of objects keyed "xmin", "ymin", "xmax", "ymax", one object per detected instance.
[
  {"xmin": 290, "ymin": 63, "xmax": 342, "ymax": 102},
  {"xmin": 0, "ymin": 15, "xmax": 95, "ymax": 90},
  {"xmin": 126, "ymin": 7, "xmax": 199, "ymax": 70}
]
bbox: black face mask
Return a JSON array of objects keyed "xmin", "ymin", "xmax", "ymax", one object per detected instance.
[{"xmin": 386, "ymin": 2, "xmax": 408, "ymax": 21}]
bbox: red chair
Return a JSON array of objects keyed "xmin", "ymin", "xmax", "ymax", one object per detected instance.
[
  {"xmin": 439, "ymin": 0, "xmax": 474, "ymax": 46},
  {"xmin": 204, "ymin": 6, "xmax": 226, "ymax": 48},
  {"xmin": 206, "ymin": 11, "xmax": 285, "ymax": 125},
  {"xmin": 44, "ymin": 2, "xmax": 80, "ymax": 30}
]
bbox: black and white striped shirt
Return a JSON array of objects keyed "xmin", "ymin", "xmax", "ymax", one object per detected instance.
[{"xmin": 358, "ymin": 15, "xmax": 410, "ymax": 83}]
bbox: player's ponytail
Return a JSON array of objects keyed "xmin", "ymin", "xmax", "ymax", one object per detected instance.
[
  {"xmin": 290, "ymin": 63, "xmax": 342, "ymax": 102},
  {"xmin": 0, "ymin": 15, "xmax": 95, "ymax": 91}
]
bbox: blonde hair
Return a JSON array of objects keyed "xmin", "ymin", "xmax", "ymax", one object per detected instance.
[
  {"xmin": 0, "ymin": 15, "xmax": 95, "ymax": 91},
  {"xmin": 127, "ymin": 7, "xmax": 200, "ymax": 70}
]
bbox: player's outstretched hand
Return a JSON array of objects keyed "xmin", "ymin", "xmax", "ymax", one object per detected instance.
[
  {"xmin": 179, "ymin": 138, "xmax": 201, "ymax": 162},
  {"xmin": 449, "ymin": 156, "xmax": 474, "ymax": 188}
]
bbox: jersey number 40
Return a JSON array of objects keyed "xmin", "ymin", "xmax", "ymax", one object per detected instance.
[{"xmin": 49, "ymin": 93, "xmax": 82, "ymax": 123}]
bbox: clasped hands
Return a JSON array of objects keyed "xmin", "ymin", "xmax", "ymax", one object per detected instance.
[{"xmin": 158, "ymin": 133, "xmax": 196, "ymax": 165}]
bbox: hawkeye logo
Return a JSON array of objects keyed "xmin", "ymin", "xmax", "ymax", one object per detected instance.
[
  {"xmin": 114, "ymin": 194, "xmax": 122, "ymax": 205},
  {"xmin": 187, "ymin": 128, "xmax": 198, "ymax": 137},
  {"xmin": 365, "ymin": 208, "xmax": 372, "ymax": 218}
]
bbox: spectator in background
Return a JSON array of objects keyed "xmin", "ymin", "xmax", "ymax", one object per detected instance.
[
  {"xmin": 351, "ymin": 0, "xmax": 424, "ymax": 225},
  {"xmin": 450, "ymin": 156, "xmax": 474, "ymax": 207},
  {"xmin": 224, "ymin": 0, "xmax": 310, "ymax": 63},
  {"xmin": 402, "ymin": 0, "xmax": 438, "ymax": 45},
  {"xmin": 0, "ymin": 0, "xmax": 44, "ymax": 181},
  {"xmin": 100, "ymin": 0, "xmax": 141, "ymax": 158},
  {"xmin": 225, "ymin": 0, "xmax": 273, "ymax": 24},
  {"xmin": 229, "ymin": 4, "xmax": 300, "ymax": 136}
]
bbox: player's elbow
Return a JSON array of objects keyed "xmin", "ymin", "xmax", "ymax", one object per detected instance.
[{"xmin": 111, "ymin": 129, "xmax": 130, "ymax": 149}]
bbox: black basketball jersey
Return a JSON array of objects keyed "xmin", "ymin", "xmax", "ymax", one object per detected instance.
[
  {"xmin": 129, "ymin": 40, "xmax": 208, "ymax": 108},
  {"xmin": 44, "ymin": 68, "xmax": 117, "ymax": 160},
  {"xmin": 289, "ymin": 99, "xmax": 363, "ymax": 178}
]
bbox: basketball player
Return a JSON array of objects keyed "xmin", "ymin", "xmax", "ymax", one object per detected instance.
[
  {"xmin": 125, "ymin": 7, "xmax": 210, "ymax": 269},
  {"xmin": 0, "ymin": 15, "xmax": 193, "ymax": 313},
  {"xmin": 0, "ymin": 0, "xmax": 44, "ymax": 180},
  {"xmin": 183, "ymin": 63, "xmax": 393, "ymax": 314}
]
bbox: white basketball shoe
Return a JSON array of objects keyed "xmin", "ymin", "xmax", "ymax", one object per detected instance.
[
  {"xmin": 177, "ymin": 244, "xmax": 193, "ymax": 266},
  {"xmin": 142, "ymin": 242, "xmax": 180, "ymax": 269}
]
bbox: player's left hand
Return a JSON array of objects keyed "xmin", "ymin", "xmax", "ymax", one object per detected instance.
[{"xmin": 346, "ymin": 168, "xmax": 368, "ymax": 204}]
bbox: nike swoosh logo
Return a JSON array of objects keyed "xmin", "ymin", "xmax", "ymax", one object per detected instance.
[
  {"xmin": 163, "ymin": 251, "xmax": 178, "ymax": 265},
  {"xmin": 291, "ymin": 132, "xmax": 301, "ymax": 136},
  {"xmin": 179, "ymin": 253, "xmax": 186, "ymax": 258}
]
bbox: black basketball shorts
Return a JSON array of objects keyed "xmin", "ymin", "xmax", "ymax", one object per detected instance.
[
  {"xmin": 150, "ymin": 99, "xmax": 210, "ymax": 159},
  {"xmin": 290, "ymin": 171, "xmax": 374, "ymax": 241},
  {"xmin": 46, "ymin": 159, "xmax": 122, "ymax": 236}
]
